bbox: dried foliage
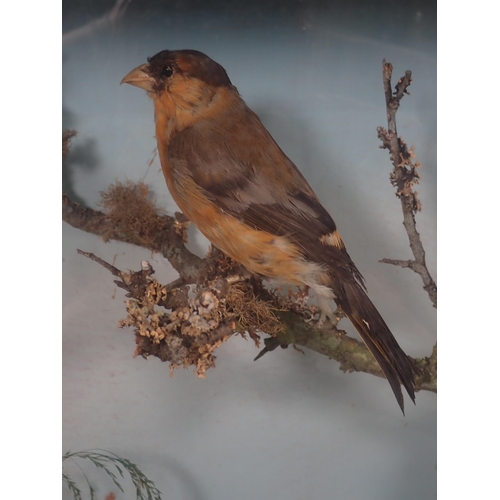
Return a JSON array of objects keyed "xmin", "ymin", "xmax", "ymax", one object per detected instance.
[{"xmin": 62, "ymin": 449, "xmax": 162, "ymax": 500}]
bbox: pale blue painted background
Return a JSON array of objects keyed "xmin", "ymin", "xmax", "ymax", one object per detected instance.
[{"xmin": 63, "ymin": 3, "xmax": 436, "ymax": 499}]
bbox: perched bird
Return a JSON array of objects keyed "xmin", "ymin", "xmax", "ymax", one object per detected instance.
[{"xmin": 121, "ymin": 49, "xmax": 416, "ymax": 412}]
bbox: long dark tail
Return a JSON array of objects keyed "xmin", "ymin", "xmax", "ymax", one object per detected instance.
[{"xmin": 335, "ymin": 279, "xmax": 416, "ymax": 413}]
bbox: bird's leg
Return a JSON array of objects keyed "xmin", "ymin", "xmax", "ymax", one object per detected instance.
[{"xmin": 317, "ymin": 296, "xmax": 345, "ymax": 327}]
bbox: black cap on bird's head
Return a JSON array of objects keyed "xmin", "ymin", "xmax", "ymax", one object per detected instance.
[{"xmin": 121, "ymin": 49, "xmax": 232, "ymax": 93}]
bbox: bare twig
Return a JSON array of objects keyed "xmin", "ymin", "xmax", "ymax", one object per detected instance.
[
  {"xmin": 378, "ymin": 258, "xmax": 413, "ymax": 269},
  {"xmin": 377, "ymin": 60, "xmax": 437, "ymax": 308},
  {"xmin": 62, "ymin": 0, "xmax": 131, "ymax": 44},
  {"xmin": 77, "ymin": 249, "xmax": 121, "ymax": 276}
]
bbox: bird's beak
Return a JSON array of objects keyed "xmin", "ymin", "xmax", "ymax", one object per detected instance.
[{"xmin": 120, "ymin": 63, "xmax": 154, "ymax": 91}]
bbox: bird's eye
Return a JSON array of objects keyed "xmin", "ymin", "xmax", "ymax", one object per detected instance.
[
  {"xmin": 147, "ymin": 56, "xmax": 152, "ymax": 63},
  {"xmin": 161, "ymin": 66, "xmax": 173, "ymax": 78}
]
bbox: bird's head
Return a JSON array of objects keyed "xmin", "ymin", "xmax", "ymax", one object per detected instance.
[
  {"xmin": 121, "ymin": 50, "xmax": 236, "ymax": 129},
  {"xmin": 121, "ymin": 49, "xmax": 232, "ymax": 93}
]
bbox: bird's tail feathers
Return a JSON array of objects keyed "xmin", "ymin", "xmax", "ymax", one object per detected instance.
[{"xmin": 335, "ymin": 279, "xmax": 416, "ymax": 413}]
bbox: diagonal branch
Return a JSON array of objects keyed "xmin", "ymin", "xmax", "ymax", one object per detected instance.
[{"xmin": 62, "ymin": 0, "xmax": 131, "ymax": 44}]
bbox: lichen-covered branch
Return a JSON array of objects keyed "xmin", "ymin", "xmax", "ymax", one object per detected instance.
[
  {"xmin": 77, "ymin": 247, "xmax": 435, "ymax": 393},
  {"xmin": 377, "ymin": 60, "xmax": 437, "ymax": 308},
  {"xmin": 77, "ymin": 252, "xmax": 282, "ymax": 378}
]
